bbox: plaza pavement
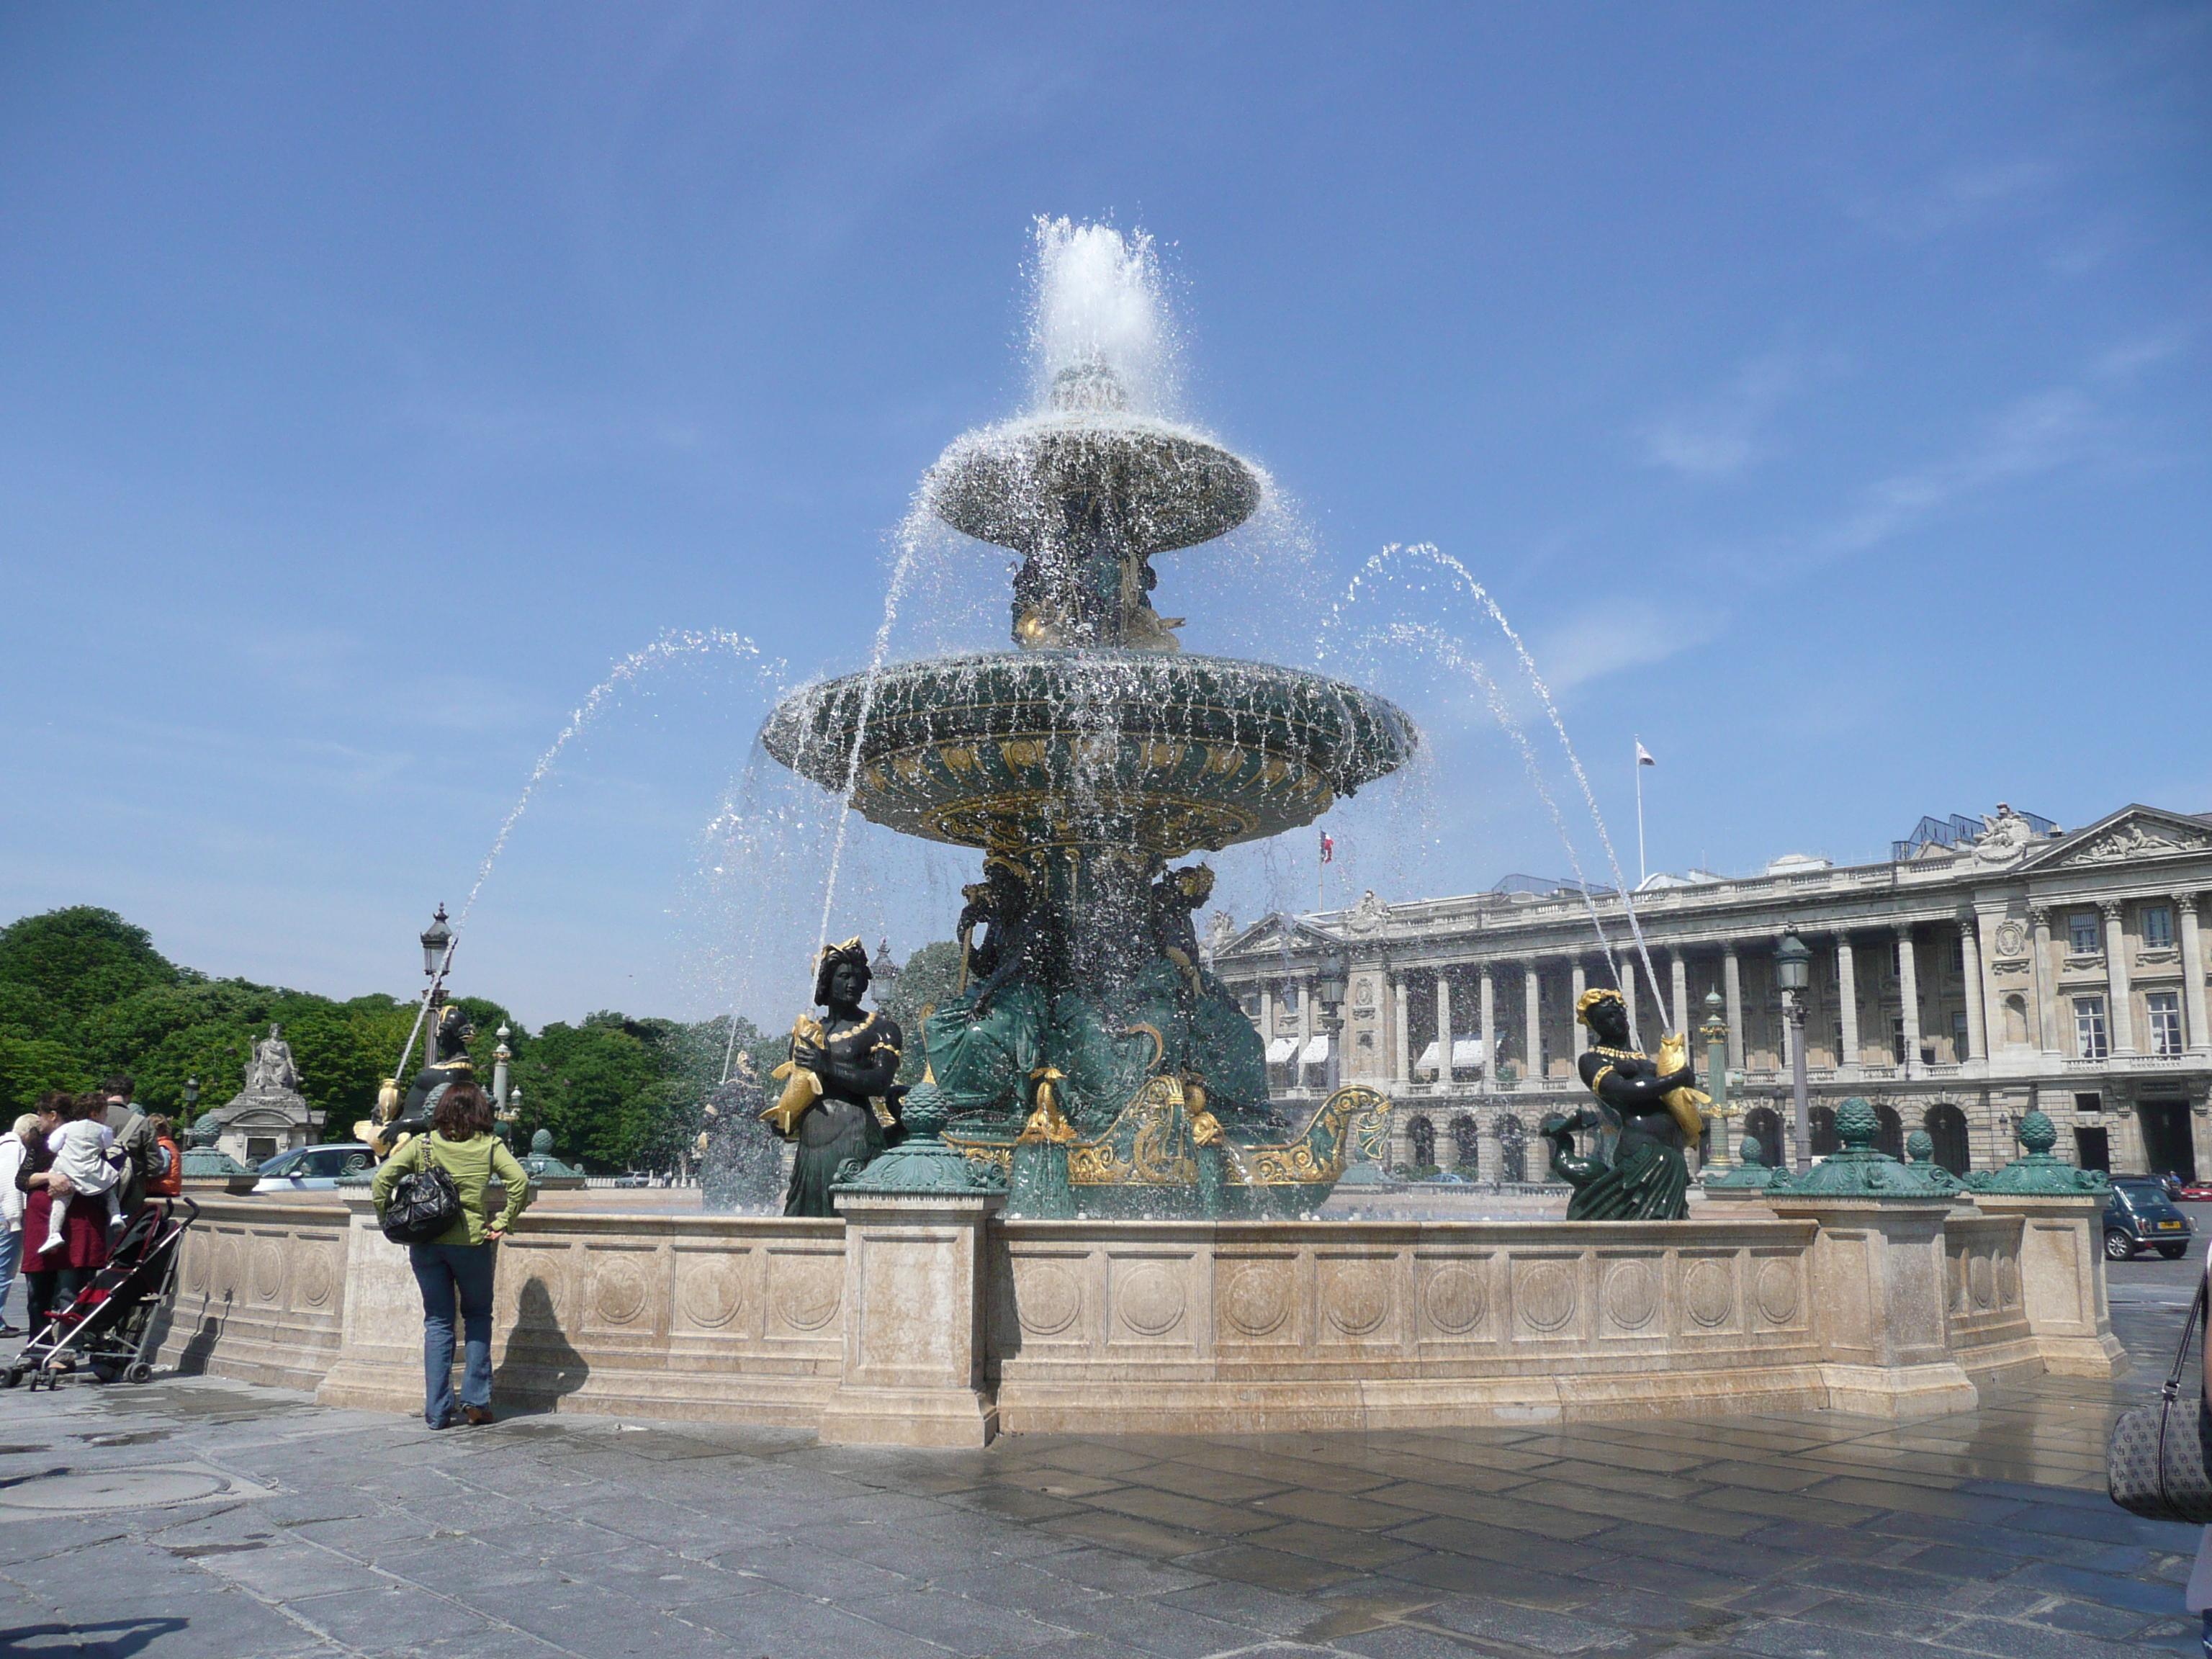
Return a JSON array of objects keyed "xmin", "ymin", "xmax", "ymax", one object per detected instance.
[{"xmin": 0, "ymin": 1255, "xmax": 2200, "ymax": 1659}]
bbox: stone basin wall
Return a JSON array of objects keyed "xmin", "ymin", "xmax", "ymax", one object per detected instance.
[{"xmin": 157, "ymin": 1192, "xmax": 2121, "ymax": 1446}]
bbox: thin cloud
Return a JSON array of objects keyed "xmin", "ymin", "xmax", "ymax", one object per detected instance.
[
  {"xmin": 1534, "ymin": 606, "xmax": 1721, "ymax": 696},
  {"xmin": 1637, "ymin": 352, "xmax": 1828, "ymax": 480},
  {"xmin": 1824, "ymin": 388, "xmax": 2096, "ymax": 554},
  {"xmin": 1847, "ymin": 159, "xmax": 2062, "ymax": 240}
]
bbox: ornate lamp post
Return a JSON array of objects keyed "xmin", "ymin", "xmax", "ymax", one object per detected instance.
[
  {"xmin": 492, "ymin": 1024, "xmax": 512, "ymax": 1109},
  {"xmin": 1316, "ymin": 952, "xmax": 1348, "ymax": 1093},
  {"xmin": 420, "ymin": 903, "xmax": 453, "ymax": 1019},
  {"xmin": 1699, "ymin": 989, "xmax": 1732, "ymax": 1172},
  {"xmin": 182, "ymin": 1074, "xmax": 199, "ymax": 1128},
  {"xmin": 1774, "ymin": 928, "xmax": 1812, "ymax": 1172}
]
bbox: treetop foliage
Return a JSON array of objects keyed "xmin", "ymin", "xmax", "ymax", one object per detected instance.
[{"xmin": 0, "ymin": 906, "xmax": 954, "ymax": 1174}]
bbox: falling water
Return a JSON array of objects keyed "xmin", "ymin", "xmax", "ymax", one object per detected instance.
[
  {"xmin": 1370, "ymin": 621, "xmax": 1630, "ymax": 1008},
  {"xmin": 388, "ymin": 628, "xmax": 773, "ymax": 1084},
  {"xmin": 1328, "ymin": 544, "xmax": 1670, "ymax": 1039}
]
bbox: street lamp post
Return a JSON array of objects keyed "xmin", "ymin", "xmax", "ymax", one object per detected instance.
[
  {"xmin": 1317, "ymin": 953, "xmax": 1348, "ymax": 1093},
  {"xmin": 1773, "ymin": 929, "xmax": 1812, "ymax": 1172},
  {"xmin": 1699, "ymin": 989, "xmax": 1731, "ymax": 1172}
]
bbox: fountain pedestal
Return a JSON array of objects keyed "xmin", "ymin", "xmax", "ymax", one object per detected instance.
[{"xmin": 818, "ymin": 1190, "xmax": 1005, "ymax": 1447}]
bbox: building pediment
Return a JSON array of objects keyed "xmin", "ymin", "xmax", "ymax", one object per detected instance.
[
  {"xmin": 2020, "ymin": 804, "xmax": 2212, "ymax": 873},
  {"xmin": 1215, "ymin": 912, "xmax": 1345, "ymax": 962}
]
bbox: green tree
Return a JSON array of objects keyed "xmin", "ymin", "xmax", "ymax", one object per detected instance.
[
  {"xmin": 876, "ymin": 940, "xmax": 962, "ymax": 1084},
  {"xmin": 0, "ymin": 907, "xmax": 176, "ymax": 1017}
]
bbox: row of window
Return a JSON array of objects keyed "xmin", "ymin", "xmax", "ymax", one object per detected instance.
[
  {"xmin": 2074, "ymin": 992, "xmax": 2187, "ymax": 1058},
  {"xmin": 2069, "ymin": 904, "xmax": 2177, "ymax": 955}
]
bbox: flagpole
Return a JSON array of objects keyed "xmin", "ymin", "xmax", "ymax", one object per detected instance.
[{"xmin": 1635, "ymin": 737, "xmax": 1646, "ymax": 889}]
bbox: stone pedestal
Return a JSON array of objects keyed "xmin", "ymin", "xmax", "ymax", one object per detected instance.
[
  {"xmin": 819, "ymin": 1190, "xmax": 1004, "ymax": 1447},
  {"xmin": 1766, "ymin": 1193, "xmax": 1979, "ymax": 1417},
  {"xmin": 1971, "ymin": 1192, "xmax": 2127, "ymax": 1377},
  {"xmin": 317, "ymin": 1195, "xmax": 436, "ymax": 1416}
]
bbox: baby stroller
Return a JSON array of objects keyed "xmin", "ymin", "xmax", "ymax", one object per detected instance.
[{"xmin": 6, "ymin": 1195, "xmax": 198, "ymax": 1391}]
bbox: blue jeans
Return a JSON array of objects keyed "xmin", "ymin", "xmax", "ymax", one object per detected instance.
[
  {"xmin": 408, "ymin": 1243, "xmax": 495, "ymax": 1427},
  {"xmin": 0, "ymin": 1226, "xmax": 22, "ymax": 1328}
]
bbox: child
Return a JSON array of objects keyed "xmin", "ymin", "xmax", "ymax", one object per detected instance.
[{"xmin": 40, "ymin": 1095, "xmax": 123, "ymax": 1255}]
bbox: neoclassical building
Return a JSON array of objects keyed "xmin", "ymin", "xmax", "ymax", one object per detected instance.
[{"xmin": 1208, "ymin": 803, "xmax": 2212, "ymax": 1182}]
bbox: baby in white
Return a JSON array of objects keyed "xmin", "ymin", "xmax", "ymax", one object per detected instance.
[{"xmin": 41, "ymin": 1115, "xmax": 122, "ymax": 1254}]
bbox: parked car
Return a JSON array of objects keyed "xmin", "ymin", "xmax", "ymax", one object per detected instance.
[
  {"xmin": 253, "ymin": 1143, "xmax": 374, "ymax": 1195},
  {"xmin": 2177, "ymin": 1183, "xmax": 2212, "ymax": 1203},
  {"xmin": 2103, "ymin": 1177, "xmax": 2195, "ymax": 1260},
  {"xmin": 611, "ymin": 1172, "xmax": 649, "ymax": 1189}
]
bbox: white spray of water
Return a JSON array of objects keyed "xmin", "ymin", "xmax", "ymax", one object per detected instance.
[
  {"xmin": 388, "ymin": 629, "xmax": 770, "ymax": 1084},
  {"xmin": 1370, "ymin": 620, "xmax": 1629, "ymax": 1006},
  {"xmin": 811, "ymin": 541, "xmax": 925, "ymax": 958},
  {"xmin": 1326, "ymin": 544, "xmax": 1668, "ymax": 1043},
  {"xmin": 1028, "ymin": 217, "xmax": 1178, "ymax": 416}
]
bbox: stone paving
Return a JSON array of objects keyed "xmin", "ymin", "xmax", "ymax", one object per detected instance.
[{"xmin": 0, "ymin": 1280, "xmax": 2198, "ymax": 1659}]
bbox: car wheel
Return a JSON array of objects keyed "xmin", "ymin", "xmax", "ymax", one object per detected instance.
[{"xmin": 2105, "ymin": 1229, "xmax": 2137, "ymax": 1261}]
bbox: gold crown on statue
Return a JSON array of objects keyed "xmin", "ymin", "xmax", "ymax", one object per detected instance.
[
  {"xmin": 1574, "ymin": 986, "xmax": 1624, "ymax": 1026},
  {"xmin": 814, "ymin": 936, "xmax": 867, "ymax": 973}
]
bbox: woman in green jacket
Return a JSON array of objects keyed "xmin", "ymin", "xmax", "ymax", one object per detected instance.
[{"xmin": 370, "ymin": 1082, "xmax": 531, "ymax": 1429}]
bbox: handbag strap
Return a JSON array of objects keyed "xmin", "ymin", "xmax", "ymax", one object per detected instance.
[{"xmin": 2164, "ymin": 1274, "xmax": 2207, "ymax": 1403}]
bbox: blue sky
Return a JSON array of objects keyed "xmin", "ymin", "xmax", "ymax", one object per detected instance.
[{"xmin": 2, "ymin": 4, "xmax": 2206, "ymax": 1029}]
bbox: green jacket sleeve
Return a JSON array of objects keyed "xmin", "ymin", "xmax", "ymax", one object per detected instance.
[
  {"xmin": 489, "ymin": 1141, "xmax": 534, "ymax": 1234},
  {"xmin": 369, "ymin": 1136, "xmax": 424, "ymax": 1214}
]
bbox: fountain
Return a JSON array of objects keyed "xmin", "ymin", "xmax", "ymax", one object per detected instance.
[{"xmin": 762, "ymin": 223, "xmax": 1410, "ymax": 1216}]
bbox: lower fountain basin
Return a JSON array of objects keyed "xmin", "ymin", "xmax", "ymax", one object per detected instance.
[{"xmin": 761, "ymin": 651, "xmax": 1417, "ymax": 856}]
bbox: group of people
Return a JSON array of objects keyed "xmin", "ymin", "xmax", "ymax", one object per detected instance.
[{"xmin": 0, "ymin": 1076, "xmax": 181, "ymax": 1342}]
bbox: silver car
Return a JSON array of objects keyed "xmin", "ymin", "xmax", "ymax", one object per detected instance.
[{"xmin": 253, "ymin": 1143, "xmax": 374, "ymax": 1194}]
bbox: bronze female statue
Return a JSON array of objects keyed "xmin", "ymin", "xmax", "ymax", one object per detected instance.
[
  {"xmin": 1540, "ymin": 986, "xmax": 1703, "ymax": 1220},
  {"xmin": 778, "ymin": 939, "xmax": 902, "ymax": 1218}
]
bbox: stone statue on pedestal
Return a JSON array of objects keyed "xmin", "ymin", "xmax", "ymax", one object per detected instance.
[{"xmin": 698, "ymin": 1053, "xmax": 788, "ymax": 1213}]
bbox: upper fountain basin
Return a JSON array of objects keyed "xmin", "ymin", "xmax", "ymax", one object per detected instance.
[
  {"xmin": 761, "ymin": 651, "xmax": 1416, "ymax": 858},
  {"xmin": 925, "ymin": 413, "xmax": 1264, "ymax": 557}
]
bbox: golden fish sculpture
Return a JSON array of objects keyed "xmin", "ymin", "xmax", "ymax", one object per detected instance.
[
  {"xmin": 762, "ymin": 1013, "xmax": 827, "ymax": 1139},
  {"xmin": 1653, "ymin": 1031, "xmax": 1713, "ymax": 1149}
]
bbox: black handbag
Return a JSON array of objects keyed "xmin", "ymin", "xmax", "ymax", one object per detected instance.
[
  {"xmin": 2108, "ymin": 1275, "xmax": 2212, "ymax": 1523},
  {"xmin": 380, "ymin": 1146, "xmax": 463, "ymax": 1246}
]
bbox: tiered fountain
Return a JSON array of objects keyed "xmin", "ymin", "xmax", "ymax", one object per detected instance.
[{"xmin": 763, "ymin": 227, "xmax": 1413, "ymax": 1217}]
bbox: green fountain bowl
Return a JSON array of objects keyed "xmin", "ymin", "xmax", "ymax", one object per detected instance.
[
  {"xmin": 762, "ymin": 652, "xmax": 1418, "ymax": 858},
  {"xmin": 925, "ymin": 416, "xmax": 1264, "ymax": 557}
]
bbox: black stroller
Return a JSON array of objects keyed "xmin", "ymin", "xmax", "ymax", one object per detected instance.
[{"xmin": 6, "ymin": 1195, "xmax": 198, "ymax": 1390}]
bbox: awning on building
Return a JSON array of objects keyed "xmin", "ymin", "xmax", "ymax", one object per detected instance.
[
  {"xmin": 1265, "ymin": 1037, "xmax": 1299, "ymax": 1064},
  {"xmin": 1300, "ymin": 1035, "xmax": 1331, "ymax": 1066},
  {"xmin": 1414, "ymin": 1037, "xmax": 1488, "ymax": 1074}
]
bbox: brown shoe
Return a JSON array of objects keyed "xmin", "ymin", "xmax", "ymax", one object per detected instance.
[{"xmin": 462, "ymin": 1406, "xmax": 495, "ymax": 1427}]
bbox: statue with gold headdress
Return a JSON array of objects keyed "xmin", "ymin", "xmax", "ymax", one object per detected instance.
[
  {"xmin": 1538, "ymin": 985, "xmax": 1707, "ymax": 1220},
  {"xmin": 770, "ymin": 938, "xmax": 904, "ymax": 1217}
]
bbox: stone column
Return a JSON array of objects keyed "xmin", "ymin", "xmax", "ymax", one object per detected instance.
[
  {"xmin": 1479, "ymin": 966, "xmax": 1496, "ymax": 1086},
  {"xmin": 1622, "ymin": 963, "xmax": 1638, "ymax": 1042},
  {"xmin": 1958, "ymin": 914, "xmax": 1985, "ymax": 1064},
  {"xmin": 2030, "ymin": 907, "xmax": 2057, "ymax": 1055},
  {"xmin": 1259, "ymin": 984, "xmax": 1274, "ymax": 1048},
  {"xmin": 1836, "ymin": 935, "xmax": 1860, "ymax": 1075},
  {"xmin": 1524, "ymin": 963, "xmax": 1542, "ymax": 1084},
  {"xmin": 819, "ymin": 1190, "xmax": 1004, "ymax": 1447},
  {"xmin": 1391, "ymin": 973, "xmax": 1411, "ymax": 1085},
  {"xmin": 1969, "ymin": 1193, "xmax": 2126, "ymax": 1378},
  {"xmin": 1723, "ymin": 946, "xmax": 1745, "ymax": 1071},
  {"xmin": 1897, "ymin": 926, "xmax": 1920, "ymax": 1076},
  {"xmin": 1761, "ymin": 1190, "xmax": 1979, "ymax": 1417},
  {"xmin": 1570, "ymin": 961, "xmax": 1588, "ymax": 1058},
  {"xmin": 2178, "ymin": 892, "xmax": 2209, "ymax": 1052},
  {"xmin": 1298, "ymin": 979, "xmax": 1313, "ymax": 1084},
  {"xmin": 2103, "ymin": 900, "xmax": 2136, "ymax": 1054},
  {"xmin": 1434, "ymin": 971, "xmax": 1454, "ymax": 1083},
  {"xmin": 1670, "ymin": 951, "xmax": 1689, "ymax": 1040}
]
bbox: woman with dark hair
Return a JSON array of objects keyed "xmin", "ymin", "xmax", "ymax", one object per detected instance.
[
  {"xmin": 14, "ymin": 1093, "xmax": 110, "ymax": 1344},
  {"xmin": 781, "ymin": 938, "xmax": 903, "ymax": 1217},
  {"xmin": 370, "ymin": 1082, "xmax": 531, "ymax": 1428}
]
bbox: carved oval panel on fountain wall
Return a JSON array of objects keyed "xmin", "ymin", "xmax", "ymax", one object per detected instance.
[
  {"xmin": 1968, "ymin": 1251, "xmax": 1996, "ymax": 1312},
  {"xmin": 1220, "ymin": 1262, "xmax": 1293, "ymax": 1339},
  {"xmin": 251, "ymin": 1240, "xmax": 286, "ymax": 1303},
  {"xmin": 771, "ymin": 1254, "xmax": 843, "ymax": 1333},
  {"xmin": 1753, "ymin": 1257, "xmax": 1801, "ymax": 1327},
  {"xmin": 1601, "ymin": 1259, "xmax": 1658, "ymax": 1333},
  {"xmin": 1421, "ymin": 1264, "xmax": 1486, "ymax": 1337},
  {"xmin": 295, "ymin": 1244, "xmax": 338, "ymax": 1311},
  {"xmin": 1115, "ymin": 1263, "xmax": 1187, "ymax": 1339},
  {"xmin": 1515, "ymin": 1260, "xmax": 1577, "ymax": 1334},
  {"xmin": 1323, "ymin": 1261, "xmax": 1393, "ymax": 1339},
  {"xmin": 675, "ymin": 1252, "xmax": 747, "ymax": 1332},
  {"xmin": 1017, "ymin": 1262, "xmax": 1082, "ymax": 1338},
  {"xmin": 590, "ymin": 1251, "xmax": 652, "ymax": 1328},
  {"xmin": 1682, "ymin": 1259, "xmax": 1734, "ymax": 1330}
]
